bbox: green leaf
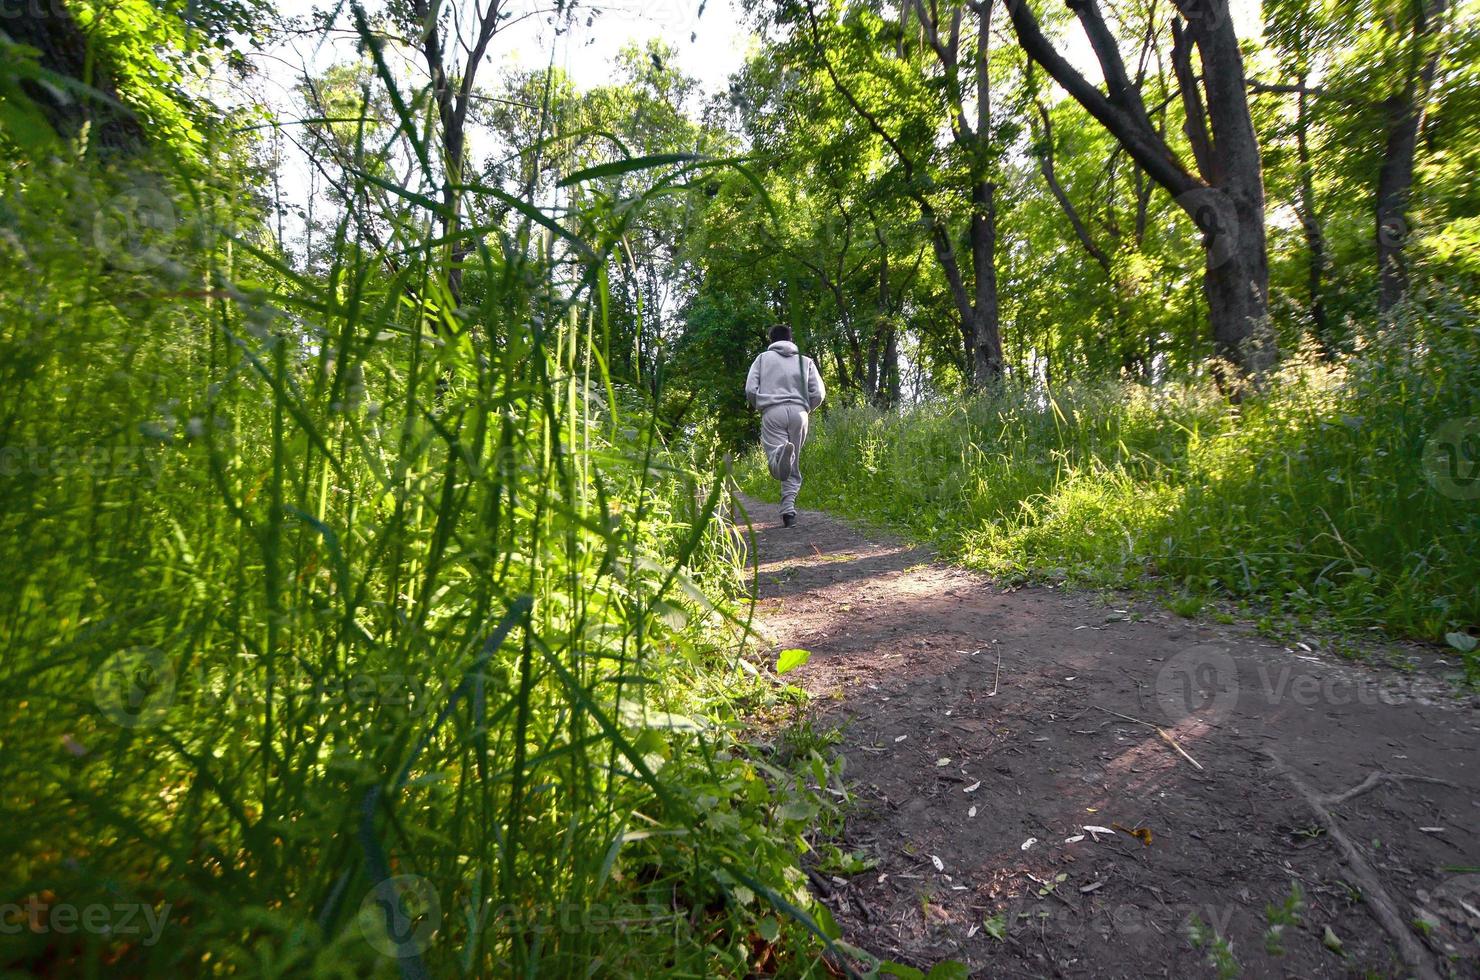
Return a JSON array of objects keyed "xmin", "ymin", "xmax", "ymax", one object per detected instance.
[
  {"xmin": 454, "ymin": 180, "xmax": 595, "ymax": 259},
  {"xmin": 811, "ymin": 900, "xmax": 842, "ymax": 940},
  {"xmin": 558, "ymin": 152, "xmax": 701, "ymax": 187},
  {"xmin": 1445, "ymin": 632, "xmax": 1477, "ymax": 653},
  {"xmin": 879, "ymin": 963, "xmax": 926, "ymax": 980},
  {"xmin": 777, "ymin": 648, "xmax": 811, "ymax": 674},
  {"xmin": 651, "ymin": 598, "xmax": 689, "ymax": 630},
  {"xmin": 0, "ymin": 94, "xmax": 58, "ymax": 154},
  {"xmin": 925, "ymin": 962, "xmax": 972, "ymax": 980},
  {"xmin": 983, "ymin": 912, "xmax": 1007, "ymax": 941}
]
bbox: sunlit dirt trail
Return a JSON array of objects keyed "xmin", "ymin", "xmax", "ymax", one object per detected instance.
[{"xmin": 737, "ymin": 495, "xmax": 1480, "ymax": 979}]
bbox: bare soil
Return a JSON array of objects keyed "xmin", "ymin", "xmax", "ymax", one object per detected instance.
[{"xmin": 737, "ymin": 495, "xmax": 1480, "ymax": 979}]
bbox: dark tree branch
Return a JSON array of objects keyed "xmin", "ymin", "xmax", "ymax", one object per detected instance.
[
  {"xmin": 1005, "ymin": 0, "xmax": 1199, "ymax": 197},
  {"xmin": 1170, "ymin": 18, "xmax": 1216, "ymax": 180},
  {"xmin": 1034, "ymin": 99, "xmax": 1112, "ymax": 272}
]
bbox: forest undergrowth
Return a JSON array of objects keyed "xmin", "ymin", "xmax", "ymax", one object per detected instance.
[{"xmin": 0, "ymin": 142, "xmax": 856, "ymax": 976}]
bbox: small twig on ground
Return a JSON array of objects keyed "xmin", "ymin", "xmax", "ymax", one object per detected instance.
[
  {"xmin": 988, "ymin": 648, "xmax": 1002, "ymax": 697},
  {"xmin": 1320, "ymin": 770, "xmax": 1458, "ymax": 806},
  {"xmin": 1091, "ymin": 704, "xmax": 1205, "ymax": 771},
  {"xmin": 1265, "ymin": 751, "xmax": 1441, "ymax": 980},
  {"xmin": 1118, "ymin": 668, "xmax": 1148, "ymax": 712}
]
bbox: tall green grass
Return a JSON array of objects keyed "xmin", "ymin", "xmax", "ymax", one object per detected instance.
[
  {"xmin": 743, "ymin": 313, "xmax": 1480, "ymax": 674},
  {"xmin": 0, "ymin": 84, "xmax": 849, "ymax": 980}
]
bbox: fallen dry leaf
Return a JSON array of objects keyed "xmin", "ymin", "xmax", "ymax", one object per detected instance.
[{"xmin": 1112, "ymin": 822, "xmax": 1153, "ymax": 846}]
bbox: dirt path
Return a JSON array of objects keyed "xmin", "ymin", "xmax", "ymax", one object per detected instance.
[{"xmin": 737, "ymin": 495, "xmax": 1480, "ymax": 979}]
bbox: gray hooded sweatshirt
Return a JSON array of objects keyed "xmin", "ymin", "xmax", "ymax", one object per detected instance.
[{"xmin": 745, "ymin": 341, "xmax": 826, "ymax": 412}]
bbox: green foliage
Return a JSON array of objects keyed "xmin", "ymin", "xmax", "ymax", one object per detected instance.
[
  {"xmin": 0, "ymin": 34, "xmax": 64, "ymax": 154},
  {"xmin": 981, "ymin": 912, "xmax": 1008, "ymax": 941},
  {"xmin": 1186, "ymin": 914, "xmax": 1242, "ymax": 978},
  {"xmin": 876, "ymin": 959, "xmax": 972, "ymax": 980},
  {"xmin": 0, "ymin": 31, "xmax": 835, "ymax": 979},
  {"xmin": 743, "ymin": 312, "xmax": 1480, "ymax": 672},
  {"xmin": 7, "ymin": 0, "xmax": 1480, "ymax": 972},
  {"xmin": 777, "ymin": 647, "xmax": 812, "ymax": 673},
  {"xmin": 1264, "ymin": 881, "xmax": 1305, "ymax": 955}
]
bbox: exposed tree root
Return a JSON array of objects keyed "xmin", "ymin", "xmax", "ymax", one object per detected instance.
[
  {"xmin": 1320, "ymin": 770, "xmax": 1458, "ymax": 807},
  {"xmin": 1265, "ymin": 751, "xmax": 1441, "ymax": 980}
]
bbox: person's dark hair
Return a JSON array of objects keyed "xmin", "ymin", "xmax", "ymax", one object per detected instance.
[{"xmin": 768, "ymin": 324, "xmax": 792, "ymax": 343}]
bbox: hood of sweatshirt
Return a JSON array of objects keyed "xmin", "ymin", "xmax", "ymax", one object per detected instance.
[{"xmin": 767, "ymin": 340, "xmax": 799, "ymax": 357}]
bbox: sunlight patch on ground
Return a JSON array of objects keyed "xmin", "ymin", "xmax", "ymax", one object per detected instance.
[{"xmin": 752, "ymin": 545, "xmax": 916, "ymax": 577}]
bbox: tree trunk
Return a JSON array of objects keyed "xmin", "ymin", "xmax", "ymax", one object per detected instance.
[
  {"xmin": 1294, "ymin": 82, "xmax": 1331, "ymax": 354},
  {"xmin": 968, "ymin": 178, "xmax": 1003, "ymax": 384},
  {"xmin": 1374, "ymin": 2, "xmax": 1443, "ymax": 315},
  {"xmin": 1008, "ymin": 0, "xmax": 1275, "ymax": 384},
  {"xmin": 1175, "ymin": 10, "xmax": 1276, "ymax": 378},
  {"xmin": 1203, "ymin": 227, "xmax": 1274, "ymax": 378},
  {"xmin": 809, "ymin": 0, "xmax": 1003, "ymax": 390},
  {"xmin": 1, "ymin": 0, "xmax": 144, "ymax": 154},
  {"xmin": 1375, "ymin": 103, "xmax": 1418, "ymax": 314},
  {"xmin": 864, "ymin": 329, "xmax": 881, "ymax": 404},
  {"xmin": 866, "ymin": 248, "xmax": 888, "ymax": 404},
  {"xmin": 832, "ymin": 348, "xmax": 853, "ymax": 392},
  {"xmin": 1375, "ymin": 0, "xmax": 1447, "ymax": 317},
  {"xmin": 1031, "ymin": 84, "xmax": 1111, "ymax": 272},
  {"xmin": 881, "ymin": 323, "xmax": 901, "ymax": 407}
]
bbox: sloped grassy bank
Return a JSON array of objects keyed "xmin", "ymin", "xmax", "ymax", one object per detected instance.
[
  {"xmin": 0, "ymin": 158, "xmax": 852, "ymax": 975},
  {"xmin": 741, "ymin": 320, "xmax": 1480, "ymax": 679}
]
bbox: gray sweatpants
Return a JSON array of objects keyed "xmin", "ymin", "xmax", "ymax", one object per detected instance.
[{"xmin": 760, "ymin": 404, "xmax": 809, "ymax": 516}]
